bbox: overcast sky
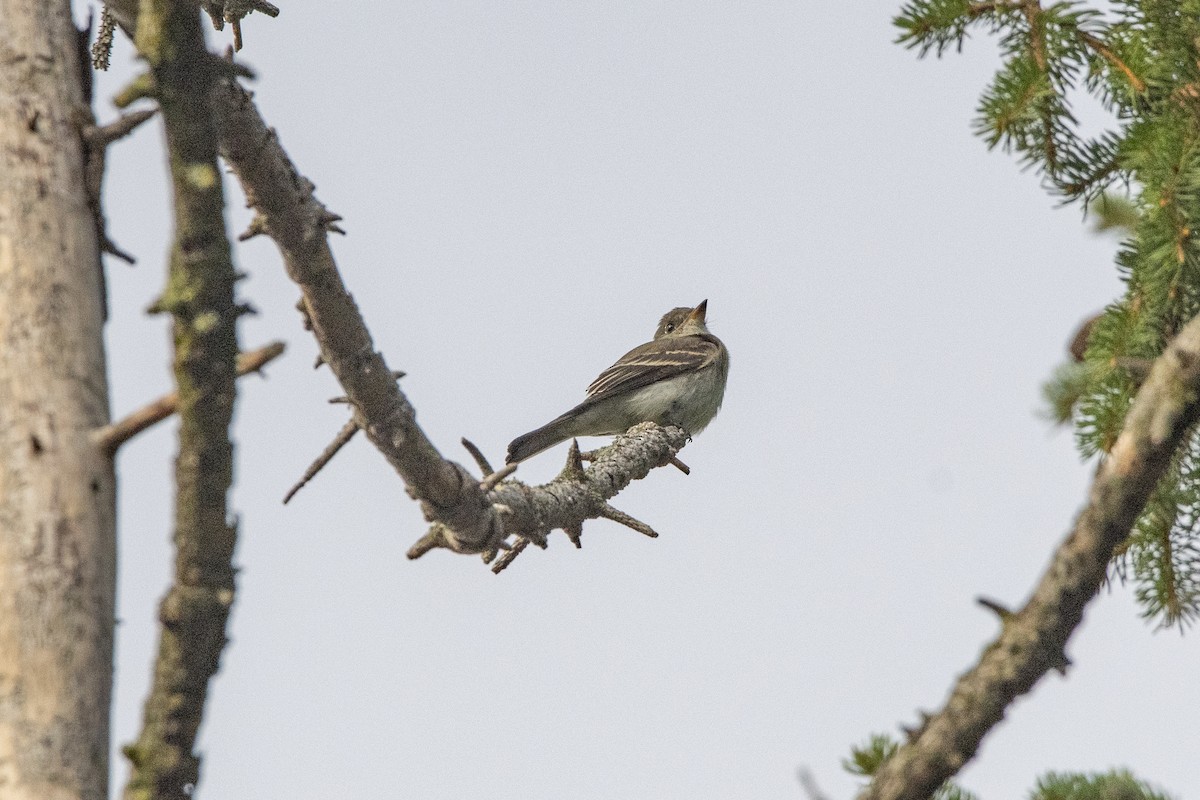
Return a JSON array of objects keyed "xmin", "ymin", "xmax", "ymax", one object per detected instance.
[{"xmin": 89, "ymin": 2, "xmax": 1197, "ymax": 798}]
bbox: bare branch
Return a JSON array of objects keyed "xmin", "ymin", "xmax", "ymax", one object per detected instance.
[
  {"xmin": 120, "ymin": 2, "xmax": 243, "ymax": 797},
  {"xmin": 282, "ymin": 418, "xmax": 360, "ymax": 504},
  {"xmin": 490, "ymin": 537, "xmax": 530, "ymax": 574},
  {"xmin": 212, "ymin": 79, "xmax": 509, "ymax": 547},
  {"xmin": 798, "ymin": 768, "xmax": 834, "ymax": 800},
  {"xmin": 479, "ymin": 462, "xmax": 518, "ymax": 494},
  {"xmin": 80, "ymin": 105, "xmax": 159, "ymax": 279},
  {"xmin": 461, "ymin": 437, "xmax": 494, "ymax": 476},
  {"xmin": 85, "ymin": 107, "xmax": 157, "ymax": 147},
  {"xmin": 415, "ymin": 423, "xmax": 688, "ymax": 564},
  {"xmin": 94, "ymin": 341, "xmax": 284, "ymax": 455},
  {"xmin": 863, "ymin": 311, "xmax": 1200, "ymax": 800},
  {"xmin": 668, "ymin": 455, "xmax": 691, "ymax": 474},
  {"xmin": 598, "ymin": 502, "xmax": 659, "ymax": 538},
  {"xmin": 92, "ymin": 5, "xmax": 116, "ymax": 69}
]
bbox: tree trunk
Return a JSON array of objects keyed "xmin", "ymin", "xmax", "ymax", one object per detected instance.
[{"xmin": 0, "ymin": 1, "xmax": 116, "ymax": 799}]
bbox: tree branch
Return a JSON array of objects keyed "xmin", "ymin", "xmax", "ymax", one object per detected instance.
[
  {"xmin": 1079, "ymin": 31, "xmax": 1147, "ymax": 95},
  {"xmin": 409, "ymin": 423, "xmax": 689, "ymax": 564},
  {"xmin": 210, "ymin": 76, "xmax": 507, "ymax": 553},
  {"xmin": 210, "ymin": 76, "xmax": 693, "ymax": 561},
  {"xmin": 120, "ymin": 2, "xmax": 243, "ymax": 798},
  {"xmin": 282, "ymin": 416, "xmax": 359, "ymax": 504},
  {"xmin": 862, "ymin": 311, "xmax": 1200, "ymax": 800},
  {"xmin": 93, "ymin": 341, "xmax": 284, "ymax": 455}
]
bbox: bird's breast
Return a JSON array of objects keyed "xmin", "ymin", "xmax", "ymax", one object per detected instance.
[{"xmin": 622, "ymin": 359, "xmax": 727, "ymax": 434}]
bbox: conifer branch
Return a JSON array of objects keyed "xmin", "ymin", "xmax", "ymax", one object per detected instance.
[
  {"xmin": 1057, "ymin": 153, "xmax": 1121, "ymax": 198},
  {"xmin": 1078, "ymin": 31, "xmax": 1146, "ymax": 94},
  {"xmin": 862, "ymin": 311, "xmax": 1200, "ymax": 800}
]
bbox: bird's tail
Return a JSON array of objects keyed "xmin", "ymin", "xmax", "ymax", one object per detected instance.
[{"xmin": 506, "ymin": 415, "xmax": 577, "ymax": 464}]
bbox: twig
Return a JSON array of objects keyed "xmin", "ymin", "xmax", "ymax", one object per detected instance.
[
  {"xmin": 490, "ymin": 537, "xmax": 530, "ymax": 574},
  {"xmin": 598, "ymin": 503, "xmax": 659, "ymax": 538},
  {"xmin": 480, "ymin": 463, "xmax": 518, "ymax": 494},
  {"xmin": 85, "ymin": 107, "xmax": 157, "ymax": 147},
  {"xmin": 966, "ymin": 1, "xmax": 1025, "ymax": 14},
  {"xmin": 94, "ymin": 341, "xmax": 285, "ymax": 455},
  {"xmin": 862, "ymin": 311, "xmax": 1200, "ymax": 800},
  {"xmin": 91, "ymin": 5, "xmax": 116, "ymax": 70},
  {"xmin": 975, "ymin": 596, "xmax": 1014, "ymax": 621},
  {"xmin": 797, "ymin": 768, "xmax": 833, "ymax": 800},
  {"xmin": 282, "ymin": 418, "xmax": 360, "ymax": 504},
  {"xmin": 81, "ymin": 107, "xmax": 159, "ymax": 277},
  {"xmin": 1021, "ymin": 0, "xmax": 1047, "ymax": 72},
  {"xmin": 1079, "ymin": 31, "xmax": 1147, "ymax": 94},
  {"xmin": 461, "ymin": 437, "xmax": 494, "ymax": 476}
]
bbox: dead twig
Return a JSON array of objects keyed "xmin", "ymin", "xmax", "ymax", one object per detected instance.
[
  {"xmin": 93, "ymin": 341, "xmax": 285, "ymax": 455},
  {"xmin": 283, "ymin": 418, "xmax": 360, "ymax": 504}
]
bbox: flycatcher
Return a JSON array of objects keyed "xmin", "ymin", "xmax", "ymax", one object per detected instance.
[{"xmin": 506, "ymin": 300, "xmax": 729, "ymax": 464}]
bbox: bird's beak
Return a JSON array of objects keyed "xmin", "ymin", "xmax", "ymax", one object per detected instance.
[{"xmin": 688, "ymin": 299, "xmax": 708, "ymax": 324}]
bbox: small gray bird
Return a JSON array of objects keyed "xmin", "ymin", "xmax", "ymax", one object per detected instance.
[{"xmin": 506, "ymin": 300, "xmax": 729, "ymax": 464}]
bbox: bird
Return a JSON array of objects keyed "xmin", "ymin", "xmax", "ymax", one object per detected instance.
[{"xmin": 505, "ymin": 300, "xmax": 729, "ymax": 464}]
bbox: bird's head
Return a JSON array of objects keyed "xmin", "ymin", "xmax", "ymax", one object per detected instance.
[{"xmin": 654, "ymin": 300, "xmax": 710, "ymax": 339}]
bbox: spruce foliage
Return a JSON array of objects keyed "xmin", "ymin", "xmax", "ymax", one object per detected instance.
[
  {"xmin": 1031, "ymin": 769, "xmax": 1174, "ymax": 800},
  {"xmin": 896, "ymin": 0, "xmax": 1200, "ymax": 628}
]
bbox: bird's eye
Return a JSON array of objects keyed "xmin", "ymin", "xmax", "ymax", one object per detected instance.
[{"xmin": 665, "ymin": 323, "xmax": 675, "ymax": 332}]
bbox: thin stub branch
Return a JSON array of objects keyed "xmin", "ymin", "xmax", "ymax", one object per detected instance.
[
  {"xmin": 461, "ymin": 437, "xmax": 494, "ymax": 476},
  {"xmin": 490, "ymin": 537, "xmax": 530, "ymax": 574},
  {"xmin": 283, "ymin": 418, "xmax": 360, "ymax": 504},
  {"xmin": 480, "ymin": 463, "xmax": 518, "ymax": 494},
  {"xmin": 668, "ymin": 455, "xmax": 690, "ymax": 474},
  {"xmin": 93, "ymin": 341, "xmax": 285, "ymax": 455},
  {"xmin": 975, "ymin": 596, "xmax": 1014, "ymax": 621},
  {"xmin": 598, "ymin": 503, "xmax": 659, "ymax": 538}
]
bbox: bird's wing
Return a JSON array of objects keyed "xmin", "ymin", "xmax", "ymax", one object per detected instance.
[{"xmin": 585, "ymin": 334, "xmax": 722, "ymax": 401}]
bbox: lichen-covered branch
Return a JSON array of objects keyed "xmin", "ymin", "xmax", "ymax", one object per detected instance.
[
  {"xmin": 120, "ymin": 2, "xmax": 242, "ymax": 798},
  {"xmin": 862, "ymin": 312, "xmax": 1200, "ymax": 800},
  {"xmin": 410, "ymin": 423, "xmax": 691, "ymax": 563}
]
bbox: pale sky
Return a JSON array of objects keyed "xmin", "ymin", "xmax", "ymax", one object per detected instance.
[{"xmin": 90, "ymin": 2, "xmax": 1197, "ymax": 798}]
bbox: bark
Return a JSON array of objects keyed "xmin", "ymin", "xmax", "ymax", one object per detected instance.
[
  {"xmin": 119, "ymin": 2, "xmax": 243, "ymax": 798},
  {"xmin": 0, "ymin": 2, "xmax": 116, "ymax": 799}
]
